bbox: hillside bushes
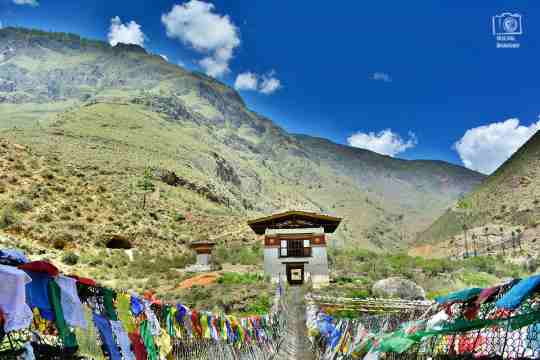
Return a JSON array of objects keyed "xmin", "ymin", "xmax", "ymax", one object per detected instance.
[
  {"xmin": 217, "ymin": 272, "xmax": 264, "ymax": 285},
  {"xmin": 0, "ymin": 206, "xmax": 17, "ymax": 229},
  {"xmin": 214, "ymin": 243, "xmax": 262, "ymax": 266},
  {"xmin": 327, "ymin": 248, "xmax": 529, "ymax": 300}
]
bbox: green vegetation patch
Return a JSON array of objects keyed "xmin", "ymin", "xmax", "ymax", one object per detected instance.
[
  {"xmin": 217, "ymin": 272, "xmax": 265, "ymax": 285},
  {"xmin": 325, "ymin": 248, "xmax": 531, "ymax": 300}
]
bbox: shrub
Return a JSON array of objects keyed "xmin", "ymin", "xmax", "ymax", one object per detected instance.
[
  {"xmin": 457, "ymin": 198, "xmax": 472, "ymax": 210},
  {"xmin": 418, "ymin": 258, "xmax": 454, "ymax": 276},
  {"xmin": 334, "ymin": 276, "xmax": 354, "ymax": 284},
  {"xmin": 347, "ymin": 288, "xmax": 370, "ymax": 299},
  {"xmin": 213, "ymin": 244, "xmax": 262, "ymax": 266},
  {"xmin": 62, "ymin": 252, "xmax": 79, "ymax": 265},
  {"xmin": 88, "ymin": 257, "xmax": 104, "ymax": 266},
  {"xmin": 463, "ymin": 256, "xmax": 497, "ymax": 274},
  {"xmin": 36, "ymin": 211, "xmax": 54, "ymax": 223},
  {"xmin": 0, "ymin": 207, "xmax": 18, "ymax": 229},
  {"xmin": 13, "ymin": 161, "xmax": 26, "ymax": 171},
  {"xmin": 243, "ymin": 295, "xmax": 270, "ymax": 315},
  {"xmin": 217, "ymin": 272, "xmax": 264, "ymax": 285},
  {"xmin": 174, "ymin": 213, "xmax": 186, "ymax": 222},
  {"xmin": 182, "ymin": 285, "xmax": 212, "ymax": 307},
  {"xmin": 236, "ymin": 247, "xmax": 260, "ymax": 265},
  {"xmin": 42, "ymin": 171, "xmax": 55, "ymax": 180},
  {"xmin": 146, "ymin": 275, "xmax": 160, "ymax": 289},
  {"xmin": 171, "ymin": 253, "xmax": 195, "ymax": 268},
  {"xmin": 55, "ymin": 231, "xmax": 74, "ymax": 244},
  {"xmin": 459, "ymin": 271, "xmax": 498, "ymax": 287},
  {"xmin": 352, "ymin": 249, "xmax": 377, "ymax": 262},
  {"xmin": 53, "ymin": 238, "xmax": 68, "ymax": 250}
]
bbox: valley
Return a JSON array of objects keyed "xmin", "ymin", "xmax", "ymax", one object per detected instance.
[{"xmin": 0, "ymin": 27, "xmax": 538, "ymax": 313}]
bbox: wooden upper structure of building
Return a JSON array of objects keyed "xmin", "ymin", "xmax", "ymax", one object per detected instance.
[
  {"xmin": 247, "ymin": 210, "xmax": 342, "ymax": 235},
  {"xmin": 190, "ymin": 240, "xmax": 216, "ymax": 254}
]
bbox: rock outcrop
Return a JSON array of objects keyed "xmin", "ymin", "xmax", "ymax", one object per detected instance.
[{"xmin": 372, "ymin": 277, "xmax": 426, "ymax": 300}]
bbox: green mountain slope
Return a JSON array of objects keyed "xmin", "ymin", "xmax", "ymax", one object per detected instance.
[
  {"xmin": 0, "ymin": 27, "xmax": 485, "ymax": 252},
  {"xmin": 294, "ymin": 135, "xmax": 483, "ymax": 240},
  {"xmin": 415, "ymin": 130, "xmax": 540, "ymax": 257}
]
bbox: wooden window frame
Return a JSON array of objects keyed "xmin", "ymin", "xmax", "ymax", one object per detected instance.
[{"xmin": 279, "ymin": 238, "xmax": 312, "ymax": 258}]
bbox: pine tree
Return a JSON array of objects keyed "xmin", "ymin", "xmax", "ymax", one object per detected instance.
[{"xmin": 137, "ymin": 167, "xmax": 155, "ymax": 209}]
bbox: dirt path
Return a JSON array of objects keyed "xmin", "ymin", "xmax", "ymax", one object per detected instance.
[{"xmin": 276, "ymin": 286, "xmax": 315, "ymax": 360}]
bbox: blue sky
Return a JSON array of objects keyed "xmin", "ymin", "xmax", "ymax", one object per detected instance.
[{"xmin": 1, "ymin": 0, "xmax": 539, "ymax": 174}]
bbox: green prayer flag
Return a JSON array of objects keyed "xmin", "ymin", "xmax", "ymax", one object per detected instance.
[
  {"xmin": 140, "ymin": 320, "xmax": 158, "ymax": 360},
  {"xmin": 103, "ymin": 288, "xmax": 118, "ymax": 321},
  {"xmin": 48, "ymin": 280, "xmax": 78, "ymax": 348},
  {"xmin": 166, "ymin": 306, "xmax": 176, "ymax": 338},
  {"xmin": 372, "ymin": 310, "xmax": 540, "ymax": 354},
  {"xmin": 377, "ymin": 331, "xmax": 416, "ymax": 354}
]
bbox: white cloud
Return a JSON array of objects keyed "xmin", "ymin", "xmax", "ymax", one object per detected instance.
[
  {"xmin": 234, "ymin": 70, "xmax": 282, "ymax": 94},
  {"xmin": 108, "ymin": 16, "xmax": 145, "ymax": 47},
  {"xmin": 199, "ymin": 56, "xmax": 229, "ymax": 77},
  {"xmin": 160, "ymin": 54, "xmax": 169, "ymax": 61},
  {"xmin": 260, "ymin": 72, "xmax": 281, "ymax": 94},
  {"xmin": 347, "ymin": 129, "xmax": 417, "ymax": 157},
  {"xmin": 370, "ymin": 72, "xmax": 392, "ymax": 82},
  {"xmin": 454, "ymin": 118, "xmax": 540, "ymax": 174},
  {"xmin": 161, "ymin": 0, "xmax": 240, "ymax": 78},
  {"xmin": 234, "ymin": 72, "xmax": 258, "ymax": 91},
  {"xmin": 13, "ymin": 0, "xmax": 39, "ymax": 6}
]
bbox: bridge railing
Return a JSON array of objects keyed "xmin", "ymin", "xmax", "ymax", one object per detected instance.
[{"xmin": 305, "ymin": 286, "xmax": 540, "ymax": 360}]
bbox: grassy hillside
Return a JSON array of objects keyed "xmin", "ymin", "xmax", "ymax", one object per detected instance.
[
  {"xmin": 0, "ymin": 136, "xmax": 274, "ymax": 312},
  {"xmin": 0, "ymin": 27, "xmax": 485, "ymax": 252},
  {"xmin": 0, "ymin": 26, "xmax": 506, "ymax": 309},
  {"xmin": 325, "ymin": 247, "xmax": 533, "ymax": 300},
  {"xmin": 414, "ymin": 130, "xmax": 540, "ymax": 258}
]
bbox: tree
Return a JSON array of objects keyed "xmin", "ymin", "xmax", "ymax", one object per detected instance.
[
  {"xmin": 499, "ymin": 227, "xmax": 505, "ymax": 256},
  {"xmin": 483, "ymin": 227, "xmax": 490, "ymax": 253},
  {"xmin": 462, "ymin": 223, "xmax": 469, "ymax": 258},
  {"xmin": 137, "ymin": 167, "xmax": 155, "ymax": 209},
  {"xmin": 472, "ymin": 233, "xmax": 478, "ymax": 256}
]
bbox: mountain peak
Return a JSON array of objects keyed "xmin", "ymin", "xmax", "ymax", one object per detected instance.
[
  {"xmin": 0, "ymin": 26, "xmax": 244, "ymax": 107},
  {"xmin": 112, "ymin": 42, "xmax": 147, "ymax": 54}
]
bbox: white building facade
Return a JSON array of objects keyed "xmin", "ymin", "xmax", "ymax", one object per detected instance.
[{"xmin": 248, "ymin": 211, "xmax": 341, "ymax": 287}]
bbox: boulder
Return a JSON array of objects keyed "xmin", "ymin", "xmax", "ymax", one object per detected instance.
[{"xmin": 372, "ymin": 277, "xmax": 426, "ymax": 300}]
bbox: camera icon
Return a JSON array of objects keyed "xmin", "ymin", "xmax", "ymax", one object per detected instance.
[{"xmin": 492, "ymin": 13, "xmax": 523, "ymax": 35}]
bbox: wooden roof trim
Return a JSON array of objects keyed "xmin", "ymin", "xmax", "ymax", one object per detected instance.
[
  {"xmin": 248, "ymin": 210, "xmax": 342, "ymax": 235},
  {"xmin": 190, "ymin": 241, "xmax": 216, "ymax": 248},
  {"xmin": 247, "ymin": 210, "xmax": 342, "ymax": 225}
]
